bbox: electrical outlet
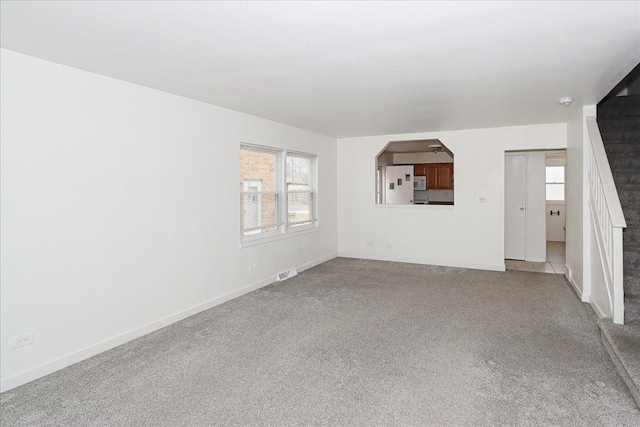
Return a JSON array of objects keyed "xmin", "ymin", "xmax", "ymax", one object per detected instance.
[
  {"xmin": 249, "ymin": 264, "xmax": 257, "ymax": 272},
  {"xmin": 11, "ymin": 332, "xmax": 33, "ymax": 349},
  {"xmin": 386, "ymin": 242, "xmax": 392, "ymax": 249}
]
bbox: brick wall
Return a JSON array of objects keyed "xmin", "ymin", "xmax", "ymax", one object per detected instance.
[{"xmin": 240, "ymin": 149, "xmax": 277, "ymax": 232}]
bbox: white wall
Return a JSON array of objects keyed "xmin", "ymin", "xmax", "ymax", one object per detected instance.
[
  {"xmin": 565, "ymin": 106, "xmax": 596, "ymax": 301},
  {"xmin": 337, "ymin": 123, "xmax": 566, "ymax": 270},
  {"xmin": 546, "ymin": 202, "xmax": 566, "ymax": 242},
  {"xmin": 565, "ymin": 109, "xmax": 585, "ymax": 296},
  {"xmin": 0, "ymin": 49, "xmax": 338, "ymax": 391}
]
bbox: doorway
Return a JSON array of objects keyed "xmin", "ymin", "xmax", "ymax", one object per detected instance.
[
  {"xmin": 504, "ymin": 150, "xmax": 566, "ymax": 274},
  {"xmin": 543, "ymin": 153, "xmax": 567, "ymax": 273}
]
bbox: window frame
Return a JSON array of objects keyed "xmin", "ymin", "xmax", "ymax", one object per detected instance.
[
  {"xmin": 240, "ymin": 144, "xmax": 283, "ymax": 238},
  {"xmin": 240, "ymin": 143, "xmax": 319, "ymax": 247},
  {"xmin": 545, "ymin": 165, "xmax": 565, "ymax": 202},
  {"xmin": 285, "ymin": 151, "xmax": 318, "ymax": 229}
]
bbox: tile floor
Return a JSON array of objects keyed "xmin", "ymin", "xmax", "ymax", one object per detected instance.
[{"xmin": 505, "ymin": 241, "xmax": 566, "ymax": 274}]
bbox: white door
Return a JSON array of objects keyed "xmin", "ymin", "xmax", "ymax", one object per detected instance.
[
  {"xmin": 385, "ymin": 166, "xmax": 413, "ymax": 204},
  {"xmin": 505, "ymin": 155, "xmax": 527, "ymax": 260}
]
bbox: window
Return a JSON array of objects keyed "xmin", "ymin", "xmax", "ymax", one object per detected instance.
[
  {"xmin": 240, "ymin": 145, "xmax": 281, "ymax": 236},
  {"xmin": 286, "ymin": 152, "xmax": 317, "ymax": 227},
  {"xmin": 240, "ymin": 144, "xmax": 317, "ymax": 240},
  {"xmin": 546, "ymin": 166, "xmax": 565, "ymax": 201}
]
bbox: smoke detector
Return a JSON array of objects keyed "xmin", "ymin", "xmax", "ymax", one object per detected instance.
[{"xmin": 558, "ymin": 97, "xmax": 573, "ymax": 107}]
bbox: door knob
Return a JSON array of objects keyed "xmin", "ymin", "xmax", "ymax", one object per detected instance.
[{"xmin": 520, "ymin": 207, "xmax": 525, "ymax": 211}]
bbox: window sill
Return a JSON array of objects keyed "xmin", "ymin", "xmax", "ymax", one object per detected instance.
[{"xmin": 240, "ymin": 225, "xmax": 319, "ymax": 248}]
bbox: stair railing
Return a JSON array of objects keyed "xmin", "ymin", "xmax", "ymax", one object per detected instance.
[{"xmin": 586, "ymin": 116, "xmax": 627, "ymax": 324}]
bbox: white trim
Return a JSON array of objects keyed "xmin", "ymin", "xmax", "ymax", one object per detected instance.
[
  {"xmin": 298, "ymin": 253, "xmax": 337, "ymax": 271},
  {"xmin": 589, "ymin": 295, "xmax": 607, "ymax": 319},
  {"xmin": 240, "ymin": 144, "xmax": 283, "ymax": 239},
  {"xmin": 374, "ymin": 203, "xmax": 454, "ymax": 209},
  {"xmin": 240, "ymin": 142, "xmax": 284, "ymax": 154},
  {"xmin": 586, "ymin": 117, "xmax": 626, "ymax": 228},
  {"xmin": 585, "ymin": 117, "xmax": 626, "ymax": 324},
  {"xmin": 286, "ymin": 150, "xmax": 318, "ymax": 159},
  {"xmin": 337, "ymin": 252, "xmax": 504, "ymax": 272},
  {"xmin": 288, "ymin": 220, "xmax": 317, "ymax": 227},
  {"xmin": 588, "ymin": 199, "xmax": 615, "ymax": 316},
  {"xmin": 239, "ymin": 224, "xmax": 319, "ymax": 248},
  {"xmin": 565, "ymin": 267, "xmax": 584, "ymax": 301},
  {"xmin": 242, "ymin": 223, "xmax": 284, "ymax": 233},
  {"xmin": 0, "ymin": 253, "xmax": 338, "ymax": 393},
  {"xmin": 285, "ymin": 151, "xmax": 318, "ymax": 227}
]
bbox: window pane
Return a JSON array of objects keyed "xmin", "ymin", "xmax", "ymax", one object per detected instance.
[
  {"xmin": 240, "ymin": 147, "xmax": 278, "ymax": 192},
  {"xmin": 286, "ymin": 155, "xmax": 311, "ymax": 189},
  {"xmin": 546, "ymin": 166, "xmax": 564, "ymax": 184},
  {"xmin": 546, "ymin": 184, "xmax": 565, "ymax": 201},
  {"xmin": 241, "ymin": 193, "xmax": 279, "ymax": 235},
  {"xmin": 288, "ymin": 192, "xmax": 314, "ymax": 226}
]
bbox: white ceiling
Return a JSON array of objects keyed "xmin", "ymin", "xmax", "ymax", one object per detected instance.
[{"xmin": 1, "ymin": 1, "xmax": 639, "ymax": 138}]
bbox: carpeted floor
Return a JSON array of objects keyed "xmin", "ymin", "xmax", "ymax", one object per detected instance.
[{"xmin": 2, "ymin": 258, "xmax": 639, "ymax": 426}]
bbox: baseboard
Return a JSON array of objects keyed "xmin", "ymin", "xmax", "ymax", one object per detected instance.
[
  {"xmin": 566, "ymin": 267, "xmax": 607, "ymax": 319},
  {"xmin": 565, "ymin": 268, "xmax": 584, "ymax": 301},
  {"xmin": 0, "ymin": 252, "xmax": 337, "ymax": 393},
  {"xmin": 298, "ymin": 253, "xmax": 338, "ymax": 272},
  {"xmin": 590, "ymin": 296, "xmax": 607, "ymax": 319},
  {"xmin": 337, "ymin": 251, "xmax": 505, "ymax": 272}
]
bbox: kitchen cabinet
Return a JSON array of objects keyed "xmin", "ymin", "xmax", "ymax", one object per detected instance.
[
  {"xmin": 426, "ymin": 164, "xmax": 439, "ymax": 189},
  {"xmin": 437, "ymin": 163, "xmax": 453, "ymax": 189},
  {"xmin": 414, "ymin": 163, "xmax": 453, "ymax": 189}
]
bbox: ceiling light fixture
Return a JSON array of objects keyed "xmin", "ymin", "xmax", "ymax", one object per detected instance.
[
  {"xmin": 558, "ymin": 97, "xmax": 573, "ymax": 107},
  {"xmin": 428, "ymin": 143, "xmax": 443, "ymax": 153}
]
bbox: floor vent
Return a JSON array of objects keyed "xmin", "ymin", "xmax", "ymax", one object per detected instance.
[{"xmin": 276, "ymin": 268, "xmax": 298, "ymax": 281}]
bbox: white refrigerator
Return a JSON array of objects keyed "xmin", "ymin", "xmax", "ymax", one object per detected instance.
[{"xmin": 384, "ymin": 165, "xmax": 414, "ymax": 204}]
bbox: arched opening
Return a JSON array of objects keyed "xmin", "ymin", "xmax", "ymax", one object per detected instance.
[{"xmin": 376, "ymin": 139, "xmax": 454, "ymax": 205}]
